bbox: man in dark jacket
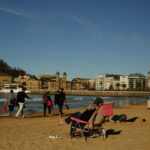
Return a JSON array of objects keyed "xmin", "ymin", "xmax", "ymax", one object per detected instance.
[
  {"xmin": 54, "ymin": 88, "xmax": 67, "ymax": 124},
  {"xmin": 15, "ymin": 87, "xmax": 32, "ymax": 118},
  {"xmin": 54, "ymin": 88, "xmax": 66, "ymax": 116}
]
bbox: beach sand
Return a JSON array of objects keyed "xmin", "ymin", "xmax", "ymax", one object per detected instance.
[{"xmin": 0, "ymin": 104, "xmax": 150, "ymax": 150}]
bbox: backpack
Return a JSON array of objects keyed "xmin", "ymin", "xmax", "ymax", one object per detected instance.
[
  {"xmin": 119, "ymin": 114, "xmax": 127, "ymax": 122},
  {"xmin": 111, "ymin": 115, "xmax": 120, "ymax": 122},
  {"xmin": 111, "ymin": 114, "xmax": 127, "ymax": 122},
  {"xmin": 10, "ymin": 98, "xmax": 17, "ymax": 105}
]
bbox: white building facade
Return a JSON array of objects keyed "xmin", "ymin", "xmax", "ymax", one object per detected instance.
[
  {"xmin": 95, "ymin": 75, "xmax": 115, "ymax": 90},
  {"xmin": 95, "ymin": 74, "xmax": 146, "ymax": 91}
]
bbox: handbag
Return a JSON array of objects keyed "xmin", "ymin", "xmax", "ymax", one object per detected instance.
[
  {"xmin": 64, "ymin": 101, "xmax": 69, "ymax": 110},
  {"xmin": 47, "ymin": 100, "xmax": 53, "ymax": 111},
  {"xmin": 47, "ymin": 100, "xmax": 51, "ymax": 106},
  {"xmin": 2, "ymin": 104, "xmax": 7, "ymax": 114},
  {"xmin": 10, "ymin": 98, "xmax": 16, "ymax": 105}
]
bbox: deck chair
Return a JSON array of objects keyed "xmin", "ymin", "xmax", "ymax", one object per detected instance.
[
  {"xmin": 102, "ymin": 103, "xmax": 114, "ymax": 121},
  {"xmin": 70, "ymin": 104, "xmax": 114, "ymax": 142}
]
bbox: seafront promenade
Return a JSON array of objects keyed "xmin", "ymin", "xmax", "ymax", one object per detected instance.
[{"xmin": 30, "ymin": 89, "xmax": 150, "ymax": 98}]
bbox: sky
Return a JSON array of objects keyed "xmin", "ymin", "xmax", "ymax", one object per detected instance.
[{"xmin": 0, "ymin": 0, "xmax": 150, "ymax": 81}]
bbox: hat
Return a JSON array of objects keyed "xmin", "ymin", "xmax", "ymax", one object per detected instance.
[{"xmin": 93, "ymin": 97, "xmax": 104, "ymax": 106}]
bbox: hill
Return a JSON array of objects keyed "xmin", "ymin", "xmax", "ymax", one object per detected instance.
[{"xmin": 0, "ymin": 59, "xmax": 26, "ymax": 78}]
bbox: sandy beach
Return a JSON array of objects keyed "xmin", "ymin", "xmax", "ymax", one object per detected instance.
[{"xmin": 0, "ymin": 104, "xmax": 150, "ymax": 150}]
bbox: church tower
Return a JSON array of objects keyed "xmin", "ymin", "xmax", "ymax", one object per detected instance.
[
  {"xmin": 62, "ymin": 72, "xmax": 67, "ymax": 89},
  {"xmin": 56, "ymin": 72, "xmax": 60, "ymax": 89}
]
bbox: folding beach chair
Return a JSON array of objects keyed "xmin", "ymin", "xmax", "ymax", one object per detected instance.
[
  {"xmin": 70, "ymin": 104, "xmax": 114, "ymax": 142},
  {"xmin": 102, "ymin": 103, "xmax": 114, "ymax": 121}
]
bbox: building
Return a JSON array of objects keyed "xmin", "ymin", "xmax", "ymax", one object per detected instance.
[
  {"xmin": 26, "ymin": 72, "xmax": 81, "ymax": 90},
  {"xmin": 95, "ymin": 74, "xmax": 119, "ymax": 90},
  {"xmin": 47, "ymin": 72, "xmax": 71, "ymax": 90},
  {"xmin": 26, "ymin": 79, "xmax": 42, "ymax": 90},
  {"xmin": 128, "ymin": 74, "xmax": 146, "ymax": 90},
  {"xmin": 14, "ymin": 74, "xmax": 30, "ymax": 84},
  {"xmin": 147, "ymin": 71, "xmax": 150, "ymax": 89},
  {"xmin": 95, "ymin": 73, "xmax": 146, "ymax": 91},
  {"xmin": 0, "ymin": 73, "xmax": 12, "ymax": 88},
  {"xmin": 120, "ymin": 75, "xmax": 129, "ymax": 90},
  {"xmin": 88, "ymin": 79, "xmax": 95, "ymax": 90},
  {"xmin": 72, "ymin": 78, "xmax": 90, "ymax": 89}
]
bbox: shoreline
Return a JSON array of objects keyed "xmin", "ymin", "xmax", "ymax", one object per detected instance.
[
  {"xmin": 26, "ymin": 90, "xmax": 150, "ymax": 98},
  {"xmin": 1, "ymin": 90, "xmax": 150, "ymax": 98}
]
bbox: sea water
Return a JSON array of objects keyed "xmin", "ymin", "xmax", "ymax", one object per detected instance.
[{"xmin": 0, "ymin": 94, "xmax": 146, "ymax": 114}]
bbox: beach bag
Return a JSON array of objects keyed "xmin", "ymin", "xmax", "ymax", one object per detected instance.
[
  {"xmin": 119, "ymin": 114, "xmax": 127, "ymax": 122},
  {"xmin": 47, "ymin": 100, "xmax": 53, "ymax": 111},
  {"xmin": 111, "ymin": 115, "xmax": 120, "ymax": 122},
  {"xmin": 10, "ymin": 98, "xmax": 16, "ymax": 105},
  {"xmin": 47, "ymin": 100, "xmax": 51, "ymax": 106},
  {"xmin": 64, "ymin": 101, "xmax": 69, "ymax": 110},
  {"xmin": 2, "ymin": 104, "xmax": 7, "ymax": 114}
]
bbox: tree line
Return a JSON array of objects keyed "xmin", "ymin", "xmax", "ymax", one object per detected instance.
[{"xmin": 0, "ymin": 59, "xmax": 26, "ymax": 78}]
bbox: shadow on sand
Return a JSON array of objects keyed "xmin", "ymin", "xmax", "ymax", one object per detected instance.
[{"xmin": 106, "ymin": 129, "xmax": 122, "ymax": 138}]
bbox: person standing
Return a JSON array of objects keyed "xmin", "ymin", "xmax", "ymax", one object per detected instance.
[
  {"xmin": 5, "ymin": 90, "xmax": 16, "ymax": 116},
  {"xmin": 47, "ymin": 95, "xmax": 53, "ymax": 115},
  {"xmin": 147, "ymin": 96, "xmax": 150, "ymax": 109},
  {"xmin": 42, "ymin": 92, "xmax": 53, "ymax": 116},
  {"xmin": 42, "ymin": 92, "xmax": 48, "ymax": 116},
  {"xmin": 15, "ymin": 87, "xmax": 32, "ymax": 118}
]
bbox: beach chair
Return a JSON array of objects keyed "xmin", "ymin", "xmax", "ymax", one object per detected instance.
[
  {"xmin": 70, "ymin": 104, "xmax": 114, "ymax": 142},
  {"xmin": 102, "ymin": 103, "xmax": 114, "ymax": 121}
]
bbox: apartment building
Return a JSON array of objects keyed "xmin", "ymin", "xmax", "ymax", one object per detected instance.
[{"xmin": 95, "ymin": 73, "xmax": 146, "ymax": 90}]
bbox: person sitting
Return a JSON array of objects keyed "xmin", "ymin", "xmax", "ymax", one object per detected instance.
[{"xmin": 65, "ymin": 97, "xmax": 104, "ymax": 135}]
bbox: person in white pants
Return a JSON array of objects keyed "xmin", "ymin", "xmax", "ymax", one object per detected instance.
[
  {"xmin": 16, "ymin": 102, "xmax": 25, "ymax": 118},
  {"xmin": 15, "ymin": 87, "xmax": 32, "ymax": 118}
]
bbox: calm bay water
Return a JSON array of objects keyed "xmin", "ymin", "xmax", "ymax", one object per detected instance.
[{"xmin": 0, "ymin": 94, "xmax": 147, "ymax": 114}]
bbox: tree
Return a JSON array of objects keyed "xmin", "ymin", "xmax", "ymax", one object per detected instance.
[
  {"xmin": 0, "ymin": 59, "xmax": 26, "ymax": 78},
  {"xmin": 122, "ymin": 83, "xmax": 126, "ymax": 90},
  {"xmin": 109, "ymin": 84, "xmax": 113, "ymax": 90},
  {"xmin": 116, "ymin": 83, "xmax": 120, "ymax": 90},
  {"xmin": 100, "ymin": 81, "xmax": 103, "ymax": 90}
]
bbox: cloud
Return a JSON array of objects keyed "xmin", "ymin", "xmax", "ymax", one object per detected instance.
[
  {"xmin": 0, "ymin": 6, "xmax": 37, "ymax": 19},
  {"xmin": 71, "ymin": 15, "xmax": 92, "ymax": 27},
  {"xmin": 0, "ymin": 6, "xmax": 22, "ymax": 16},
  {"xmin": 70, "ymin": 14, "xmax": 103, "ymax": 39}
]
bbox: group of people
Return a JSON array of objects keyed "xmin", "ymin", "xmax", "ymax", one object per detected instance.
[
  {"xmin": 42, "ymin": 88, "xmax": 67, "ymax": 123},
  {"xmin": 5, "ymin": 87, "xmax": 67, "ymax": 122},
  {"xmin": 5, "ymin": 87, "xmax": 33, "ymax": 118},
  {"xmin": 4, "ymin": 87, "xmax": 105, "ymax": 127}
]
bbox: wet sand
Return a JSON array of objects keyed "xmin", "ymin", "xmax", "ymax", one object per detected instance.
[{"xmin": 0, "ymin": 104, "xmax": 150, "ymax": 150}]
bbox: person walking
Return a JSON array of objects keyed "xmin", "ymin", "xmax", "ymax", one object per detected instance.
[
  {"xmin": 42, "ymin": 92, "xmax": 53, "ymax": 116},
  {"xmin": 5, "ymin": 90, "xmax": 16, "ymax": 116},
  {"xmin": 47, "ymin": 95, "xmax": 53, "ymax": 116},
  {"xmin": 15, "ymin": 87, "xmax": 32, "ymax": 118},
  {"xmin": 54, "ymin": 88, "xmax": 66, "ymax": 124}
]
